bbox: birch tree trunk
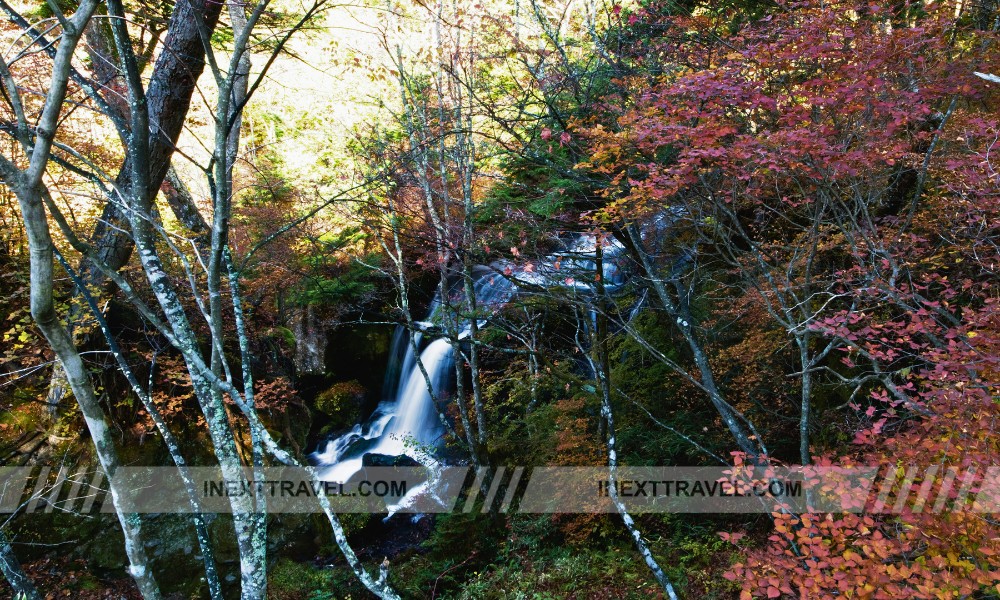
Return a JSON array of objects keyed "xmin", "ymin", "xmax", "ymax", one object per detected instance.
[
  {"xmin": 208, "ymin": 3, "xmax": 266, "ymax": 594},
  {"xmin": 0, "ymin": 4, "xmax": 162, "ymax": 593},
  {"xmin": 103, "ymin": 1, "xmax": 268, "ymax": 595},
  {"xmin": 584, "ymin": 240, "xmax": 678, "ymax": 600},
  {"xmin": 0, "ymin": 530, "xmax": 40, "ymax": 600},
  {"xmin": 53, "ymin": 248, "xmax": 224, "ymax": 600}
]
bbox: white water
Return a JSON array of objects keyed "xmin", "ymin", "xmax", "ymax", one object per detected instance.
[
  {"xmin": 310, "ymin": 233, "xmax": 627, "ymax": 488},
  {"xmin": 311, "ymin": 335, "xmax": 452, "ymax": 482}
]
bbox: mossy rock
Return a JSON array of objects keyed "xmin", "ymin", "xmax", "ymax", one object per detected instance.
[
  {"xmin": 313, "ymin": 380, "xmax": 366, "ymax": 430},
  {"xmin": 144, "ymin": 514, "xmax": 212, "ymax": 597}
]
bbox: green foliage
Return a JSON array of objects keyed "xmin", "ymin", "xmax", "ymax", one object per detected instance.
[
  {"xmin": 239, "ymin": 150, "xmax": 296, "ymax": 207},
  {"xmin": 485, "ymin": 360, "xmax": 592, "ymax": 466},
  {"xmin": 212, "ymin": 5, "xmax": 327, "ymax": 52},
  {"xmin": 0, "ymin": 401, "xmax": 40, "ymax": 434},
  {"xmin": 268, "ymin": 558, "xmax": 337, "ymax": 600},
  {"xmin": 643, "ymin": 516, "xmax": 745, "ymax": 598},
  {"xmin": 451, "ymin": 547, "xmax": 660, "ymax": 600},
  {"xmin": 293, "ymin": 236, "xmax": 380, "ymax": 307},
  {"xmin": 484, "ymin": 143, "xmax": 587, "ymax": 220},
  {"xmin": 385, "ymin": 512, "xmax": 507, "ymax": 598},
  {"xmin": 296, "ymin": 274, "xmax": 375, "ymax": 307},
  {"xmin": 608, "ymin": 311, "xmax": 718, "ymax": 465},
  {"xmin": 24, "ymin": 0, "xmax": 80, "ymax": 19}
]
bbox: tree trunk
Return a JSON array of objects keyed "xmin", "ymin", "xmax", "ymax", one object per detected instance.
[
  {"xmin": 0, "ymin": 530, "xmax": 40, "ymax": 600},
  {"xmin": 588, "ymin": 240, "xmax": 679, "ymax": 600},
  {"xmin": 46, "ymin": 0, "xmax": 223, "ymax": 411},
  {"xmin": 55, "ymin": 248, "xmax": 224, "ymax": 600},
  {"xmin": 0, "ymin": 1, "xmax": 161, "ymax": 594},
  {"xmin": 82, "ymin": 0, "xmax": 223, "ymax": 288},
  {"xmin": 621, "ymin": 224, "xmax": 766, "ymax": 461}
]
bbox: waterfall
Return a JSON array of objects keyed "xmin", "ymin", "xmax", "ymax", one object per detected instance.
[
  {"xmin": 384, "ymin": 338, "xmax": 453, "ymax": 447},
  {"xmin": 310, "ymin": 232, "xmax": 627, "ymax": 484},
  {"xmin": 310, "ymin": 330, "xmax": 452, "ymax": 482}
]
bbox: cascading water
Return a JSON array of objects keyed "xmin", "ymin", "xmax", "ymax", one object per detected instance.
[
  {"xmin": 309, "ymin": 232, "xmax": 627, "ymax": 488},
  {"xmin": 383, "ymin": 338, "xmax": 454, "ymax": 453},
  {"xmin": 310, "ymin": 331, "xmax": 451, "ymax": 482}
]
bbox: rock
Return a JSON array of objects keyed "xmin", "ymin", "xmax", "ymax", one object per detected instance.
[
  {"xmin": 313, "ymin": 380, "xmax": 366, "ymax": 429},
  {"xmin": 292, "ymin": 304, "xmax": 326, "ymax": 376},
  {"xmin": 361, "ymin": 453, "xmax": 421, "ymax": 468}
]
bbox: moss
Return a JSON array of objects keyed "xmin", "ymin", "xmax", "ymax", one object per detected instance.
[
  {"xmin": 144, "ymin": 515, "xmax": 210, "ymax": 597},
  {"xmin": 450, "ymin": 548, "xmax": 659, "ymax": 600},
  {"xmin": 313, "ymin": 380, "xmax": 366, "ymax": 430},
  {"xmin": 268, "ymin": 557, "xmax": 336, "ymax": 600},
  {"xmin": 0, "ymin": 400, "xmax": 43, "ymax": 446}
]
